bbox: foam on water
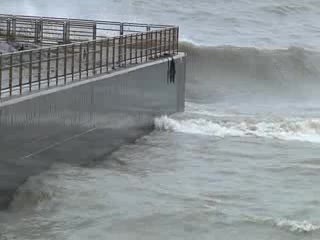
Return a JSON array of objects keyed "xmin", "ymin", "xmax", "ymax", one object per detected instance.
[
  {"xmin": 276, "ymin": 219, "xmax": 320, "ymax": 233},
  {"xmin": 246, "ymin": 216, "xmax": 320, "ymax": 233},
  {"xmin": 155, "ymin": 115, "xmax": 320, "ymax": 143}
]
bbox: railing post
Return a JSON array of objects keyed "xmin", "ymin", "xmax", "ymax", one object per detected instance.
[
  {"xmin": 71, "ymin": 44, "xmax": 75, "ymax": 80},
  {"xmin": 67, "ymin": 20, "xmax": 71, "ymax": 42},
  {"xmin": 112, "ymin": 37, "xmax": 116, "ymax": 70},
  {"xmin": 150, "ymin": 30, "xmax": 153, "ymax": 59},
  {"xmin": 11, "ymin": 17, "xmax": 16, "ymax": 41},
  {"xmin": 159, "ymin": 30, "xmax": 162, "ymax": 56},
  {"xmin": 93, "ymin": 40, "xmax": 97, "ymax": 74},
  {"xmin": 29, "ymin": 50, "xmax": 33, "ymax": 92},
  {"xmin": 86, "ymin": 42, "xmax": 89, "ymax": 77},
  {"xmin": 0, "ymin": 54, "xmax": 2, "ymax": 98},
  {"xmin": 146, "ymin": 25, "xmax": 151, "ymax": 61},
  {"xmin": 155, "ymin": 31, "xmax": 158, "ymax": 57},
  {"xmin": 63, "ymin": 22, "xmax": 66, "ymax": 44},
  {"xmin": 93, "ymin": 22, "xmax": 97, "ymax": 40},
  {"xmin": 135, "ymin": 34, "xmax": 138, "ymax": 64},
  {"xmin": 172, "ymin": 28, "xmax": 176, "ymax": 54},
  {"xmin": 124, "ymin": 36, "xmax": 127, "ymax": 67},
  {"xmin": 168, "ymin": 28, "xmax": 171, "ymax": 54},
  {"xmin": 55, "ymin": 47, "xmax": 59, "ymax": 85},
  {"xmin": 19, "ymin": 52, "xmax": 23, "ymax": 94},
  {"xmin": 120, "ymin": 23, "xmax": 124, "ymax": 36},
  {"xmin": 63, "ymin": 20, "xmax": 71, "ymax": 44},
  {"xmin": 164, "ymin": 29, "xmax": 167, "ymax": 54},
  {"xmin": 9, "ymin": 54, "xmax": 13, "ymax": 96},
  {"xmin": 99, "ymin": 40, "xmax": 103, "ymax": 73},
  {"xmin": 6, "ymin": 18, "xmax": 11, "ymax": 41},
  {"xmin": 38, "ymin": 49, "xmax": 42, "ymax": 90},
  {"xmin": 64, "ymin": 45, "xmax": 67, "ymax": 83},
  {"xmin": 140, "ymin": 33, "xmax": 143, "ymax": 63},
  {"xmin": 47, "ymin": 49, "xmax": 51, "ymax": 87},
  {"xmin": 176, "ymin": 27, "xmax": 179, "ymax": 53},
  {"xmin": 34, "ymin": 20, "xmax": 41, "ymax": 44},
  {"xmin": 130, "ymin": 34, "xmax": 133, "ymax": 64},
  {"xmin": 118, "ymin": 36, "xmax": 122, "ymax": 67},
  {"xmin": 34, "ymin": 20, "xmax": 37, "ymax": 43},
  {"xmin": 40, "ymin": 18, "xmax": 43, "ymax": 44},
  {"xmin": 79, "ymin": 43, "xmax": 83, "ymax": 80},
  {"xmin": 106, "ymin": 38, "xmax": 109, "ymax": 72}
]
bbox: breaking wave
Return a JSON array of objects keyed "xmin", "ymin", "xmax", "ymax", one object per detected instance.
[
  {"xmin": 9, "ymin": 174, "xmax": 57, "ymax": 211},
  {"xmin": 276, "ymin": 219, "xmax": 320, "ymax": 233},
  {"xmin": 180, "ymin": 42, "xmax": 320, "ymax": 102},
  {"xmin": 155, "ymin": 115, "xmax": 320, "ymax": 143},
  {"xmin": 246, "ymin": 216, "xmax": 320, "ymax": 233},
  {"xmin": 8, "ymin": 164, "xmax": 74, "ymax": 211},
  {"xmin": 173, "ymin": 41, "xmax": 320, "ymax": 143}
]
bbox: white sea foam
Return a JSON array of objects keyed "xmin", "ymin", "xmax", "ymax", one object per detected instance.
[
  {"xmin": 246, "ymin": 216, "xmax": 320, "ymax": 233},
  {"xmin": 155, "ymin": 115, "xmax": 320, "ymax": 143},
  {"xmin": 276, "ymin": 219, "xmax": 320, "ymax": 233}
]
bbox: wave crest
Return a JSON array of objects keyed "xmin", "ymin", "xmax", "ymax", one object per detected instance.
[
  {"xmin": 246, "ymin": 216, "xmax": 320, "ymax": 233},
  {"xmin": 180, "ymin": 41, "xmax": 320, "ymax": 102},
  {"xmin": 9, "ymin": 174, "xmax": 56, "ymax": 211},
  {"xmin": 155, "ymin": 115, "xmax": 320, "ymax": 143},
  {"xmin": 276, "ymin": 219, "xmax": 320, "ymax": 233}
]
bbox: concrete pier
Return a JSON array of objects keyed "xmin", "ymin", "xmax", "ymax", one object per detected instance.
[
  {"xmin": 0, "ymin": 14, "xmax": 185, "ymax": 209},
  {"xmin": 0, "ymin": 53, "xmax": 186, "ymax": 208}
]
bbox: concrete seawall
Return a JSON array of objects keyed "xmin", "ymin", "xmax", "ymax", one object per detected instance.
[{"xmin": 0, "ymin": 53, "xmax": 186, "ymax": 208}]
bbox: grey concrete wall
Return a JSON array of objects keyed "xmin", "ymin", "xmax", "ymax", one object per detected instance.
[{"xmin": 0, "ymin": 53, "xmax": 186, "ymax": 208}]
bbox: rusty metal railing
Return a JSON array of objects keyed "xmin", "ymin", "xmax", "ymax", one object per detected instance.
[
  {"xmin": 0, "ymin": 14, "xmax": 173, "ymax": 45},
  {"xmin": 0, "ymin": 26, "xmax": 179, "ymax": 99}
]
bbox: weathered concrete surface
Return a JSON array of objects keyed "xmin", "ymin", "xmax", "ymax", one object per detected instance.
[{"xmin": 0, "ymin": 53, "xmax": 186, "ymax": 208}]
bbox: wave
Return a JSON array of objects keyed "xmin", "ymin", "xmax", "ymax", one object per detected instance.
[
  {"xmin": 246, "ymin": 216, "xmax": 320, "ymax": 233},
  {"xmin": 155, "ymin": 115, "xmax": 320, "ymax": 143},
  {"xmin": 7, "ymin": 164, "xmax": 73, "ymax": 211},
  {"xmin": 261, "ymin": 3, "xmax": 311, "ymax": 16},
  {"xmin": 180, "ymin": 41, "xmax": 320, "ymax": 102},
  {"xmin": 276, "ymin": 219, "xmax": 320, "ymax": 233},
  {"xmin": 9, "ymin": 173, "xmax": 56, "ymax": 211}
]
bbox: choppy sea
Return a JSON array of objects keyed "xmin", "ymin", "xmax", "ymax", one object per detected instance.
[{"xmin": 1, "ymin": 1, "xmax": 320, "ymax": 239}]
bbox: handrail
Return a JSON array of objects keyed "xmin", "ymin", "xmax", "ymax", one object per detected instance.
[
  {"xmin": 0, "ymin": 14, "xmax": 175, "ymax": 27},
  {"xmin": 0, "ymin": 21, "xmax": 179, "ymax": 100},
  {"xmin": 0, "ymin": 14, "xmax": 177, "ymax": 46}
]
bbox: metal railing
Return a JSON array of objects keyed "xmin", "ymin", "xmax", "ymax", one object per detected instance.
[
  {"xmin": 0, "ymin": 14, "xmax": 173, "ymax": 45},
  {"xmin": 0, "ymin": 26, "xmax": 179, "ymax": 98}
]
